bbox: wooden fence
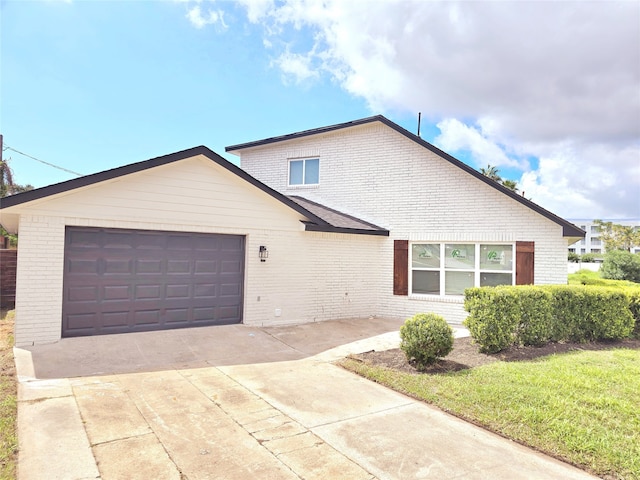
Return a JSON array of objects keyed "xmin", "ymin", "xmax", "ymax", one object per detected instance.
[{"xmin": 0, "ymin": 249, "xmax": 17, "ymax": 309}]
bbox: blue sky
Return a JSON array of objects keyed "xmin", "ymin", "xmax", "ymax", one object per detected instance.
[{"xmin": 2, "ymin": 0, "xmax": 639, "ymax": 219}]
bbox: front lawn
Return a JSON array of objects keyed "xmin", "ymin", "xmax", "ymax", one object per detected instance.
[
  {"xmin": 341, "ymin": 347, "xmax": 640, "ymax": 479},
  {"xmin": 0, "ymin": 310, "xmax": 17, "ymax": 480}
]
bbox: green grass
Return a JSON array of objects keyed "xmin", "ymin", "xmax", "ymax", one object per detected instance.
[
  {"xmin": 341, "ymin": 348, "xmax": 640, "ymax": 479},
  {"xmin": 0, "ymin": 310, "xmax": 17, "ymax": 480},
  {"xmin": 568, "ymin": 269, "xmax": 640, "ymax": 288}
]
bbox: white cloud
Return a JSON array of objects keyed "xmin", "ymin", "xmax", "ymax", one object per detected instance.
[
  {"xmin": 519, "ymin": 142, "xmax": 640, "ymax": 219},
  {"xmin": 235, "ymin": 0, "xmax": 274, "ymax": 24},
  {"xmin": 434, "ymin": 118, "xmax": 527, "ymax": 170},
  {"xmin": 185, "ymin": 3, "xmax": 227, "ymax": 30},
  {"xmin": 229, "ymin": 0, "xmax": 640, "ymax": 218},
  {"xmin": 273, "ymin": 49, "xmax": 318, "ymax": 84}
]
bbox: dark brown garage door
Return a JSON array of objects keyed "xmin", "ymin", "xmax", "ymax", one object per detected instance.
[{"xmin": 62, "ymin": 227, "xmax": 244, "ymax": 337}]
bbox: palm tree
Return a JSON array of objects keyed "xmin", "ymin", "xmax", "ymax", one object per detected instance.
[
  {"xmin": 501, "ymin": 179, "xmax": 519, "ymax": 192},
  {"xmin": 479, "ymin": 164, "xmax": 502, "ymax": 183}
]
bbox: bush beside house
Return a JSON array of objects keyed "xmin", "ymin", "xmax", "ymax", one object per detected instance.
[
  {"xmin": 400, "ymin": 313, "xmax": 454, "ymax": 368},
  {"xmin": 464, "ymin": 285, "xmax": 637, "ymax": 353}
]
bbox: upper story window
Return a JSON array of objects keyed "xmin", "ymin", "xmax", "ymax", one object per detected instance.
[{"xmin": 289, "ymin": 158, "xmax": 319, "ymax": 186}]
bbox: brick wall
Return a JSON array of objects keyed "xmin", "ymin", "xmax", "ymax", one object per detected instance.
[
  {"xmin": 0, "ymin": 249, "xmax": 17, "ymax": 309},
  {"xmin": 238, "ymin": 122, "xmax": 569, "ymax": 323}
]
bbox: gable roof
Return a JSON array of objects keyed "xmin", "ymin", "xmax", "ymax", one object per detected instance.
[
  {"xmin": 0, "ymin": 146, "xmax": 388, "ymax": 237},
  {"xmin": 226, "ymin": 115, "xmax": 585, "ymax": 239}
]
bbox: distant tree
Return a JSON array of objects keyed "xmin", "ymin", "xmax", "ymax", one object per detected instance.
[
  {"xmin": 580, "ymin": 253, "xmax": 598, "ymax": 263},
  {"xmin": 600, "ymin": 250, "xmax": 640, "ymax": 283},
  {"xmin": 479, "ymin": 164, "xmax": 521, "ymax": 192},
  {"xmin": 1, "ymin": 159, "xmax": 33, "ymax": 197},
  {"xmin": 1, "ymin": 158, "xmax": 32, "ymax": 247},
  {"xmin": 501, "ymin": 179, "xmax": 519, "ymax": 192},
  {"xmin": 593, "ymin": 220, "xmax": 640, "ymax": 252},
  {"xmin": 480, "ymin": 164, "xmax": 502, "ymax": 182}
]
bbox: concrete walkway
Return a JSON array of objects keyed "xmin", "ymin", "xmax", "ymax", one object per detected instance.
[{"xmin": 14, "ymin": 318, "xmax": 596, "ymax": 480}]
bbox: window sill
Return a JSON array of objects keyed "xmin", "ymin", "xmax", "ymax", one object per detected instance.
[
  {"xmin": 408, "ymin": 294, "xmax": 465, "ymax": 304},
  {"xmin": 287, "ymin": 184, "xmax": 320, "ymax": 190}
]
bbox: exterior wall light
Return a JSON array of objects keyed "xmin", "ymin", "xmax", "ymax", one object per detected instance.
[{"xmin": 259, "ymin": 245, "xmax": 269, "ymax": 262}]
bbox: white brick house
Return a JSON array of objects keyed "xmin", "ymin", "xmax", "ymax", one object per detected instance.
[
  {"xmin": 0, "ymin": 116, "xmax": 583, "ymax": 346},
  {"xmin": 226, "ymin": 116, "xmax": 584, "ymax": 323}
]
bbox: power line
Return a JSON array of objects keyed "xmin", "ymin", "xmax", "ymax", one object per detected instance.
[{"xmin": 2, "ymin": 145, "xmax": 83, "ymax": 176}]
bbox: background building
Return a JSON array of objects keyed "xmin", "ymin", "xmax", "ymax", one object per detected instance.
[{"xmin": 568, "ymin": 219, "xmax": 640, "ymax": 256}]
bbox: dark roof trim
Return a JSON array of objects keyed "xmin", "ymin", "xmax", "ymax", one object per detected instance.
[
  {"xmin": 226, "ymin": 116, "xmax": 383, "ymax": 152},
  {"xmin": 226, "ymin": 115, "xmax": 585, "ymax": 238},
  {"xmin": 302, "ymin": 222, "xmax": 389, "ymax": 236},
  {"xmin": 0, "ymin": 146, "xmax": 388, "ymax": 237}
]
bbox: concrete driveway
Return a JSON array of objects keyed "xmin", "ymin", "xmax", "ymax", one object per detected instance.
[{"xmin": 14, "ymin": 317, "xmax": 596, "ymax": 480}]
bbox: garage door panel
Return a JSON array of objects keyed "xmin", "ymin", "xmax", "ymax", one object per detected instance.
[
  {"xmin": 103, "ymin": 285, "xmax": 131, "ymax": 301},
  {"xmin": 62, "ymin": 227, "xmax": 245, "ymax": 337},
  {"xmin": 103, "ymin": 232, "xmax": 135, "ymax": 249},
  {"xmin": 102, "ymin": 312, "xmax": 129, "ymax": 328},
  {"xmin": 221, "ymin": 260, "xmax": 242, "ymax": 274},
  {"xmin": 192, "ymin": 284, "xmax": 215, "ymax": 298},
  {"xmin": 168, "ymin": 260, "xmax": 191, "ymax": 274},
  {"xmin": 193, "ymin": 236, "xmax": 219, "ymax": 250},
  {"xmin": 166, "ymin": 284, "xmax": 190, "ymax": 298},
  {"xmin": 217, "ymin": 305, "xmax": 242, "ymax": 323},
  {"xmin": 67, "ymin": 313, "xmax": 99, "ymax": 331},
  {"xmin": 68, "ymin": 259, "xmax": 100, "ymax": 275},
  {"xmin": 194, "ymin": 260, "xmax": 217, "ymax": 273},
  {"xmin": 137, "ymin": 233, "xmax": 167, "ymax": 249},
  {"xmin": 104, "ymin": 259, "xmax": 132, "ymax": 274},
  {"xmin": 220, "ymin": 283, "xmax": 241, "ymax": 296},
  {"xmin": 68, "ymin": 286, "xmax": 99, "ymax": 302},
  {"xmin": 136, "ymin": 259, "xmax": 163, "ymax": 274},
  {"xmin": 68, "ymin": 230, "xmax": 101, "ymax": 248},
  {"xmin": 135, "ymin": 285, "xmax": 162, "ymax": 300},
  {"xmin": 134, "ymin": 310, "xmax": 161, "ymax": 325},
  {"xmin": 221, "ymin": 236, "xmax": 243, "ymax": 250},
  {"xmin": 165, "ymin": 309, "xmax": 189, "ymax": 324}
]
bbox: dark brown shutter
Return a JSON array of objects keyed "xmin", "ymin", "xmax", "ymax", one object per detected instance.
[
  {"xmin": 394, "ymin": 240, "xmax": 409, "ymax": 295},
  {"xmin": 515, "ymin": 241, "xmax": 535, "ymax": 285}
]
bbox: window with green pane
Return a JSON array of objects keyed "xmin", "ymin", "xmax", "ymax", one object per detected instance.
[
  {"xmin": 412, "ymin": 244, "xmax": 440, "ymax": 268},
  {"xmin": 480, "ymin": 244, "xmax": 513, "ymax": 271},
  {"xmin": 444, "ymin": 244, "xmax": 474, "ymax": 269}
]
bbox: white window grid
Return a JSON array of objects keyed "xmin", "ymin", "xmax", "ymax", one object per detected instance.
[
  {"xmin": 410, "ymin": 242, "xmax": 516, "ymax": 296},
  {"xmin": 287, "ymin": 158, "xmax": 320, "ymax": 187}
]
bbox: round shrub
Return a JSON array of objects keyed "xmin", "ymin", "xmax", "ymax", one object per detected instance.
[
  {"xmin": 601, "ymin": 250, "xmax": 640, "ymax": 283},
  {"xmin": 400, "ymin": 313, "xmax": 454, "ymax": 368}
]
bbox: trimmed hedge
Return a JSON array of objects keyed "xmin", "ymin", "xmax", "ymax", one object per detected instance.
[
  {"xmin": 464, "ymin": 285, "xmax": 635, "ymax": 353},
  {"xmin": 627, "ymin": 289, "xmax": 640, "ymax": 338}
]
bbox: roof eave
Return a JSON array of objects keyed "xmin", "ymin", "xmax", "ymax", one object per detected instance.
[
  {"xmin": 302, "ymin": 222, "xmax": 389, "ymax": 236},
  {"xmin": 225, "ymin": 116, "xmax": 385, "ymax": 153}
]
